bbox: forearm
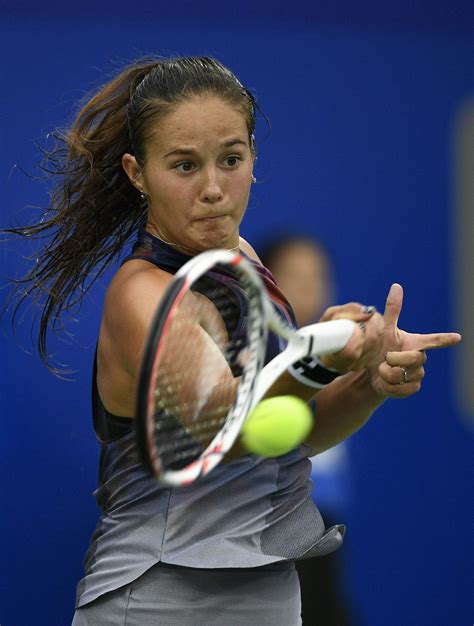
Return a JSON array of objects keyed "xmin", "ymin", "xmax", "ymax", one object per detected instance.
[
  {"xmin": 262, "ymin": 367, "xmax": 384, "ymax": 452},
  {"xmin": 226, "ymin": 367, "xmax": 384, "ymax": 461},
  {"xmin": 306, "ymin": 370, "xmax": 384, "ymax": 454}
]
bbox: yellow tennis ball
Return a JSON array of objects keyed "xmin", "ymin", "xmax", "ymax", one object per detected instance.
[{"xmin": 241, "ymin": 395, "xmax": 313, "ymax": 457}]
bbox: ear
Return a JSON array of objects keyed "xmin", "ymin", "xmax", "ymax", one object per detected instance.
[{"xmin": 122, "ymin": 153, "xmax": 144, "ymax": 191}]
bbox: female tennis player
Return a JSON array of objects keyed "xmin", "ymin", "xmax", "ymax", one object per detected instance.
[{"xmin": 3, "ymin": 57, "xmax": 460, "ymax": 625}]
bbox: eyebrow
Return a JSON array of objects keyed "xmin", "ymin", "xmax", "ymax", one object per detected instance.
[{"xmin": 163, "ymin": 138, "xmax": 248, "ymax": 158}]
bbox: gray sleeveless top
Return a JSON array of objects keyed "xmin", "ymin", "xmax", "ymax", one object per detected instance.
[{"xmin": 75, "ymin": 232, "xmax": 345, "ymax": 608}]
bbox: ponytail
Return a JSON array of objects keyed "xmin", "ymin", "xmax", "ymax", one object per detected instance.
[{"xmin": 3, "ymin": 60, "xmax": 159, "ymax": 370}]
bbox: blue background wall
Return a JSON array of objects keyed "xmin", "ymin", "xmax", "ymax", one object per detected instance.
[{"xmin": 1, "ymin": 2, "xmax": 472, "ymax": 625}]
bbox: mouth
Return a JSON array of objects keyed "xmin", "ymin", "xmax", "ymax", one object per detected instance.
[{"xmin": 196, "ymin": 214, "xmax": 228, "ymax": 222}]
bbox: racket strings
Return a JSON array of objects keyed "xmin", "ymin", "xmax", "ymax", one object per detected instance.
[
  {"xmin": 150, "ymin": 276, "xmax": 250, "ymax": 466},
  {"xmin": 153, "ymin": 420, "xmax": 226, "ymax": 462}
]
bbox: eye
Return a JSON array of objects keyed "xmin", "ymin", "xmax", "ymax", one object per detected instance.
[
  {"xmin": 174, "ymin": 161, "xmax": 195, "ymax": 173},
  {"xmin": 223, "ymin": 155, "xmax": 241, "ymax": 168}
]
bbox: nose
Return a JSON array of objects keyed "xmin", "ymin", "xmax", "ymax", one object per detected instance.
[{"xmin": 200, "ymin": 168, "xmax": 223, "ymax": 203}]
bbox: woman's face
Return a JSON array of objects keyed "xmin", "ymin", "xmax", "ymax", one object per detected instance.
[{"xmin": 123, "ymin": 95, "xmax": 255, "ymax": 254}]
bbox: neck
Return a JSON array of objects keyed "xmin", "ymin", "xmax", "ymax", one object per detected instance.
[{"xmin": 146, "ymin": 226, "xmax": 240, "ymax": 256}]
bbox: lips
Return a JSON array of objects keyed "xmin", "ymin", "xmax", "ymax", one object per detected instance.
[{"xmin": 196, "ymin": 214, "xmax": 227, "ymax": 222}]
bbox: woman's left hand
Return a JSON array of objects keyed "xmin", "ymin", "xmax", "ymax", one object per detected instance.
[{"xmin": 366, "ymin": 283, "xmax": 462, "ymax": 399}]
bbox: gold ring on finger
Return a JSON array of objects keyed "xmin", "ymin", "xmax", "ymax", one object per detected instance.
[{"xmin": 399, "ymin": 367, "xmax": 408, "ymax": 385}]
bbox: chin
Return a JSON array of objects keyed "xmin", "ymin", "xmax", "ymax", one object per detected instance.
[{"xmin": 198, "ymin": 232, "xmax": 236, "ymax": 251}]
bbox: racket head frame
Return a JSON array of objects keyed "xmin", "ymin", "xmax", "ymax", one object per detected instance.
[{"xmin": 135, "ymin": 250, "xmax": 268, "ymax": 486}]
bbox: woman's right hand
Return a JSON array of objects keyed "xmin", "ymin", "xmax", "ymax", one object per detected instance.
[{"xmin": 317, "ymin": 302, "xmax": 384, "ymax": 373}]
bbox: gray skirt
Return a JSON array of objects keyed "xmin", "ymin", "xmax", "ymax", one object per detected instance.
[{"xmin": 72, "ymin": 561, "xmax": 302, "ymax": 626}]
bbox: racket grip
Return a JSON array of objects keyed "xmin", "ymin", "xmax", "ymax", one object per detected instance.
[
  {"xmin": 297, "ymin": 319, "xmax": 357, "ymax": 356},
  {"xmin": 251, "ymin": 319, "xmax": 357, "ymax": 410}
]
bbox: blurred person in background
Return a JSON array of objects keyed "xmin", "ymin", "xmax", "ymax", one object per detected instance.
[{"xmin": 260, "ymin": 234, "xmax": 359, "ymax": 626}]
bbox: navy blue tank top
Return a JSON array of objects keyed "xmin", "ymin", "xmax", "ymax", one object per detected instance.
[{"xmin": 75, "ymin": 230, "xmax": 345, "ymax": 609}]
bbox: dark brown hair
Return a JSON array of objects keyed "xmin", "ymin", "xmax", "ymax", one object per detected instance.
[{"xmin": 3, "ymin": 56, "xmax": 257, "ymax": 369}]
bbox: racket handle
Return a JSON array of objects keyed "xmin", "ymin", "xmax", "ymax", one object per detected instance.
[
  {"xmin": 251, "ymin": 319, "xmax": 357, "ymax": 410},
  {"xmin": 297, "ymin": 319, "xmax": 357, "ymax": 357}
]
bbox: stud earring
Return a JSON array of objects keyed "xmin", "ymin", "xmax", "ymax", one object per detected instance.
[
  {"xmin": 140, "ymin": 191, "xmax": 147, "ymax": 200},
  {"xmin": 251, "ymin": 175, "xmax": 256, "ymax": 184}
]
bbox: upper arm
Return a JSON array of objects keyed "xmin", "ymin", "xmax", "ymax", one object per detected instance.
[
  {"xmin": 96, "ymin": 266, "xmax": 171, "ymax": 416},
  {"xmin": 101, "ymin": 267, "xmax": 170, "ymax": 379}
]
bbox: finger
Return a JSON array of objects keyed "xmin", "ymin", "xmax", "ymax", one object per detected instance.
[
  {"xmin": 385, "ymin": 350, "xmax": 427, "ymax": 368},
  {"xmin": 319, "ymin": 303, "xmax": 377, "ymax": 323},
  {"xmin": 378, "ymin": 361, "xmax": 405, "ymax": 385},
  {"xmin": 383, "ymin": 283, "xmax": 403, "ymax": 328},
  {"xmin": 379, "ymin": 381, "xmax": 422, "ymax": 398},
  {"xmin": 318, "ymin": 305, "xmax": 340, "ymax": 322},
  {"xmin": 407, "ymin": 332, "xmax": 462, "ymax": 351},
  {"xmin": 413, "ymin": 366, "xmax": 426, "ymax": 382},
  {"xmin": 379, "ymin": 361, "xmax": 425, "ymax": 385},
  {"xmin": 377, "ymin": 363, "xmax": 422, "ymax": 396}
]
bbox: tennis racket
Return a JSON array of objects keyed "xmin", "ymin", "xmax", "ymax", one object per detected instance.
[{"xmin": 135, "ymin": 249, "xmax": 356, "ymax": 487}]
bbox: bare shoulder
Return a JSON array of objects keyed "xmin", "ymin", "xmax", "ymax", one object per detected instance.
[
  {"xmin": 97, "ymin": 260, "xmax": 173, "ymax": 416},
  {"xmin": 103, "ymin": 259, "xmax": 171, "ymax": 328},
  {"xmin": 239, "ymin": 236, "xmax": 263, "ymax": 264}
]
